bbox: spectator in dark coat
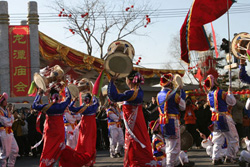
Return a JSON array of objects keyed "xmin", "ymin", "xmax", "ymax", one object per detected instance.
[{"xmin": 26, "ymin": 110, "xmax": 43, "ymax": 157}]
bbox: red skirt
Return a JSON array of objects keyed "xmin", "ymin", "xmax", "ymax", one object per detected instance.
[
  {"xmin": 40, "ymin": 115, "xmax": 65, "ymax": 167},
  {"xmin": 59, "ymin": 115, "xmax": 96, "ymax": 167},
  {"xmin": 123, "ymin": 105, "xmax": 155, "ymax": 167}
]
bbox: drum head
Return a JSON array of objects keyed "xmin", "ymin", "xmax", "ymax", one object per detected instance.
[
  {"xmin": 78, "ymin": 78, "xmax": 93, "ymax": 94},
  {"xmin": 107, "ymin": 40, "xmax": 135, "ymax": 60},
  {"xmin": 68, "ymin": 84, "xmax": 80, "ymax": 98},
  {"xmin": 34, "ymin": 73, "xmax": 46, "ymax": 91},
  {"xmin": 51, "ymin": 65, "xmax": 64, "ymax": 80},
  {"xmin": 174, "ymin": 74, "xmax": 183, "ymax": 88},
  {"xmin": 241, "ymin": 141, "xmax": 247, "ymax": 149},
  {"xmin": 231, "ymin": 32, "xmax": 250, "ymax": 58},
  {"xmin": 181, "ymin": 131, "xmax": 193, "ymax": 150},
  {"xmin": 180, "ymin": 125, "xmax": 186, "ymax": 134},
  {"xmin": 104, "ymin": 52, "xmax": 133, "ymax": 78}
]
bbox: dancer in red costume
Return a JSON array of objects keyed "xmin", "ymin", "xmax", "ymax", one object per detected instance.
[
  {"xmin": 108, "ymin": 71, "xmax": 158, "ymax": 167},
  {"xmin": 32, "ymin": 87, "xmax": 71, "ymax": 167},
  {"xmin": 59, "ymin": 92, "xmax": 99, "ymax": 167}
]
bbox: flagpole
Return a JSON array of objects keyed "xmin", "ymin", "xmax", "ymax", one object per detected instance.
[{"xmin": 227, "ymin": 0, "xmax": 232, "ymax": 93}]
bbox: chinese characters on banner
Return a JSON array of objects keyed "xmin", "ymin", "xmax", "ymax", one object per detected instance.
[{"xmin": 9, "ymin": 26, "xmax": 31, "ymax": 97}]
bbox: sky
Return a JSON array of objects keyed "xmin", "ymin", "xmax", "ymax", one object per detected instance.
[{"xmin": 4, "ymin": 0, "xmax": 250, "ymax": 73}]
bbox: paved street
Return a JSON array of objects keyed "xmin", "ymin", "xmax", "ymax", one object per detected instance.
[{"xmin": 15, "ymin": 148, "xmax": 241, "ymax": 167}]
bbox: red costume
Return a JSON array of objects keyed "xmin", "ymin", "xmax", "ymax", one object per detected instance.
[
  {"xmin": 108, "ymin": 79, "xmax": 157, "ymax": 167},
  {"xmin": 59, "ymin": 95, "xmax": 99, "ymax": 167},
  {"xmin": 32, "ymin": 88, "xmax": 71, "ymax": 167}
]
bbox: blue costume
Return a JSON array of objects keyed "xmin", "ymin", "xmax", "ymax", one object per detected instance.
[
  {"xmin": 157, "ymin": 86, "xmax": 186, "ymax": 167},
  {"xmin": 157, "ymin": 88, "xmax": 186, "ymax": 137},
  {"xmin": 204, "ymin": 75, "xmax": 238, "ymax": 163},
  {"xmin": 152, "ymin": 134, "xmax": 166, "ymax": 162}
]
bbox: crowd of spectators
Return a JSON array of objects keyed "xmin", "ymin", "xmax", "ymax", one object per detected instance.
[{"xmin": 7, "ymin": 104, "xmax": 44, "ymax": 158}]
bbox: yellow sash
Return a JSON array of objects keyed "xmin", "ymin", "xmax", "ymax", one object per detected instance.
[
  {"xmin": 41, "ymin": 102, "xmax": 54, "ymax": 113},
  {"xmin": 127, "ymin": 86, "xmax": 139, "ymax": 101},
  {"xmin": 76, "ymin": 96, "xmax": 93, "ymax": 114}
]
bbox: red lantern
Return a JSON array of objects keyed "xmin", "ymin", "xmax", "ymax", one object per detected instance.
[
  {"xmin": 68, "ymin": 14, "xmax": 72, "ymax": 17},
  {"xmin": 241, "ymin": 90, "xmax": 246, "ymax": 95},
  {"xmin": 131, "ymin": 5, "xmax": 134, "ymax": 8}
]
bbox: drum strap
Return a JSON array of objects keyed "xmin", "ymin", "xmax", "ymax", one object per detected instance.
[
  {"xmin": 76, "ymin": 96, "xmax": 93, "ymax": 114},
  {"xmin": 41, "ymin": 102, "xmax": 54, "ymax": 113},
  {"xmin": 213, "ymin": 87, "xmax": 219, "ymax": 111}
]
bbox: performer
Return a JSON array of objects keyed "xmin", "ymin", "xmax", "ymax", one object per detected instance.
[
  {"xmin": 32, "ymin": 87, "xmax": 71, "ymax": 167},
  {"xmin": 240, "ymin": 59, "xmax": 250, "ymax": 110},
  {"xmin": 199, "ymin": 132, "xmax": 227, "ymax": 159},
  {"xmin": 108, "ymin": 71, "xmax": 157, "ymax": 166},
  {"xmin": 0, "ymin": 93, "xmax": 19, "ymax": 167},
  {"xmin": 203, "ymin": 74, "xmax": 238, "ymax": 165},
  {"xmin": 59, "ymin": 92, "xmax": 99, "ymax": 167},
  {"xmin": 63, "ymin": 109, "xmax": 81, "ymax": 149},
  {"xmin": 156, "ymin": 73, "xmax": 186, "ymax": 167},
  {"xmin": 184, "ymin": 97, "xmax": 200, "ymax": 148},
  {"xmin": 239, "ymin": 137, "xmax": 250, "ymax": 166},
  {"xmin": 106, "ymin": 99, "xmax": 124, "ymax": 158},
  {"xmin": 150, "ymin": 120, "xmax": 193, "ymax": 167},
  {"xmin": 150, "ymin": 120, "xmax": 166, "ymax": 166}
]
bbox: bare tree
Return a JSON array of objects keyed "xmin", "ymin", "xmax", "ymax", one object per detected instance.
[
  {"xmin": 54, "ymin": 0, "xmax": 154, "ymax": 59},
  {"xmin": 167, "ymin": 32, "xmax": 199, "ymax": 84}
]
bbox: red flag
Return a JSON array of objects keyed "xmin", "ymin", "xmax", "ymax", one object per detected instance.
[
  {"xmin": 180, "ymin": 0, "xmax": 235, "ymax": 64},
  {"xmin": 194, "ymin": 67, "xmax": 203, "ymax": 82},
  {"xmin": 211, "ymin": 23, "xmax": 219, "ymax": 58},
  {"xmin": 92, "ymin": 70, "xmax": 105, "ymax": 98}
]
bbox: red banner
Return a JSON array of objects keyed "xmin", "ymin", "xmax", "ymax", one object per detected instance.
[{"xmin": 9, "ymin": 26, "xmax": 31, "ymax": 97}]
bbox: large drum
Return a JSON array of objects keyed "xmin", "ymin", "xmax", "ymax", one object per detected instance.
[
  {"xmin": 231, "ymin": 32, "xmax": 250, "ymax": 59},
  {"xmin": 173, "ymin": 74, "xmax": 183, "ymax": 89},
  {"xmin": 67, "ymin": 84, "xmax": 80, "ymax": 98},
  {"xmin": 180, "ymin": 125, "xmax": 193, "ymax": 150},
  {"xmin": 68, "ymin": 78, "xmax": 93, "ymax": 98},
  {"xmin": 104, "ymin": 40, "xmax": 135, "ymax": 78},
  {"xmin": 33, "ymin": 65, "xmax": 64, "ymax": 91}
]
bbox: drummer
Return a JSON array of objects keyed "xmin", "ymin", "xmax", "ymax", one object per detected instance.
[
  {"xmin": 32, "ymin": 87, "xmax": 71, "ymax": 167},
  {"xmin": 156, "ymin": 73, "xmax": 187, "ymax": 167},
  {"xmin": 203, "ymin": 74, "xmax": 238, "ymax": 165},
  {"xmin": 150, "ymin": 119, "xmax": 193, "ymax": 167}
]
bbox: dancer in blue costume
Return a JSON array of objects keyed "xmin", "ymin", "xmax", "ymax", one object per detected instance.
[
  {"xmin": 203, "ymin": 74, "xmax": 238, "ymax": 165},
  {"xmin": 156, "ymin": 73, "xmax": 187, "ymax": 167}
]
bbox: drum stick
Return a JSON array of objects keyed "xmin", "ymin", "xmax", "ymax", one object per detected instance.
[{"xmin": 196, "ymin": 129, "xmax": 201, "ymax": 134}]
